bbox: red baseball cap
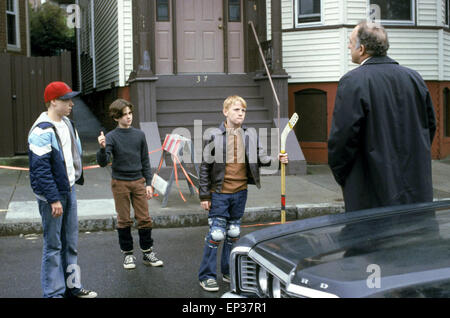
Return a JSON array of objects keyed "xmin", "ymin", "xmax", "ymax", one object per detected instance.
[{"xmin": 44, "ymin": 81, "xmax": 80, "ymax": 103}]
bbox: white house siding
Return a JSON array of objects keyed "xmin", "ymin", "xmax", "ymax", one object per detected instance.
[
  {"xmin": 120, "ymin": 0, "xmax": 133, "ymax": 86},
  {"xmin": 267, "ymin": 0, "xmax": 271, "ymax": 39},
  {"xmin": 283, "ymin": 29, "xmax": 343, "ymax": 83},
  {"xmin": 323, "ymin": 0, "xmax": 341, "ymax": 25},
  {"xmin": 417, "ymin": 0, "xmax": 438, "ymax": 26},
  {"xmin": 344, "ymin": 28, "xmax": 440, "ymax": 80},
  {"xmin": 282, "ymin": 0, "xmax": 294, "ymax": 30},
  {"xmin": 94, "ymin": 0, "xmax": 119, "ymax": 92},
  {"xmin": 444, "ymin": 31, "xmax": 450, "ymax": 80},
  {"xmin": 79, "ymin": 0, "xmax": 93, "ymax": 93},
  {"xmin": 385, "ymin": 29, "xmax": 440, "ymax": 80},
  {"xmin": 346, "ymin": 0, "xmax": 367, "ymax": 25}
]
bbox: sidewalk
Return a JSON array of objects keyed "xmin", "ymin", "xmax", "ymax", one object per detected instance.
[
  {"xmin": 1, "ymin": 97, "xmax": 450, "ymax": 236},
  {"xmin": 1, "ymin": 159, "xmax": 450, "ymax": 236}
]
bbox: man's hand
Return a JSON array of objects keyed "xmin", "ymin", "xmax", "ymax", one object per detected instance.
[
  {"xmin": 200, "ymin": 201, "xmax": 211, "ymax": 211},
  {"xmin": 146, "ymin": 186, "xmax": 154, "ymax": 200},
  {"xmin": 279, "ymin": 153, "xmax": 289, "ymax": 164},
  {"xmin": 51, "ymin": 201, "xmax": 63, "ymax": 218},
  {"xmin": 98, "ymin": 131, "xmax": 106, "ymax": 148}
]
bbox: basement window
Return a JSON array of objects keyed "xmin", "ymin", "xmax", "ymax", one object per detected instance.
[{"xmin": 294, "ymin": 89, "xmax": 327, "ymax": 142}]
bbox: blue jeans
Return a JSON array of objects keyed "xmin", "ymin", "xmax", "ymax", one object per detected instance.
[
  {"xmin": 198, "ymin": 190, "xmax": 248, "ymax": 282},
  {"xmin": 38, "ymin": 187, "xmax": 83, "ymax": 298}
]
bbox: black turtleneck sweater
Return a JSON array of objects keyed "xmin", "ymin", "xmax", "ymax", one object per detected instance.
[{"xmin": 96, "ymin": 127, "xmax": 152, "ymax": 185}]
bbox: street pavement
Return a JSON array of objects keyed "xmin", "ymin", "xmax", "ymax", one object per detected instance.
[
  {"xmin": 0, "ymin": 225, "xmax": 266, "ymax": 298},
  {"xmin": 1, "ymin": 97, "xmax": 450, "ymax": 236}
]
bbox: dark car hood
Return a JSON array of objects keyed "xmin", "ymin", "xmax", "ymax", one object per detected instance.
[{"xmin": 240, "ymin": 201, "xmax": 450, "ymax": 297}]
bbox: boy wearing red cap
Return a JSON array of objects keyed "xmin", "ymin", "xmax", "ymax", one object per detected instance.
[{"xmin": 28, "ymin": 81, "xmax": 97, "ymax": 298}]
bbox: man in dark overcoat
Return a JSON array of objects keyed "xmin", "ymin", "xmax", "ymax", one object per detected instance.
[{"xmin": 328, "ymin": 21, "xmax": 436, "ymax": 212}]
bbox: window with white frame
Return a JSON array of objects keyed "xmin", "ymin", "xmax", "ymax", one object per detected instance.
[
  {"xmin": 445, "ymin": 0, "xmax": 449, "ymax": 26},
  {"xmin": 296, "ymin": 0, "xmax": 321, "ymax": 26},
  {"xmin": 6, "ymin": 0, "xmax": 20, "ymax": 48},
  {"xmin": 369, "ymin": 0, "xmax": 415, "ymax": 25}
]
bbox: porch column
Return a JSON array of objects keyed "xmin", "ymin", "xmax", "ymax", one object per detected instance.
[
  {"xmin": 128, "ymin": 0, "xmax": 158, "ymax": 126},
  {"xmin": 269, "ymin": 0, "xmax": 289, "ymax": 118},
  {"xmin": 270, "ymin": 0, "xmax": 286, "ymax": 76}
]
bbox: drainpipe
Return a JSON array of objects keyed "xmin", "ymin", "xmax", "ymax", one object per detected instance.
[
  {"xmin": 25, "ymin": 0, "xmax": 30, "ymax": 57},
  {"xmin": 76, "ymin": 0, "xmax": 82, "ymax": 91},
  {"xmin": 90, "ymin": 0, "xmax": 96, "ymax": 89}
]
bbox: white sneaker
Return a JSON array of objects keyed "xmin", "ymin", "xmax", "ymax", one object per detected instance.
[
  {"xmin": 143, "ymin": 250, "xmax": 164, "ymax": 267},
  {"xmin": 199, "ymin": 278, "xmax": 219, "ymax": 292},
  {"xmin": 123, "ymin": 254, "xmax": 136, "ymax": 269}
]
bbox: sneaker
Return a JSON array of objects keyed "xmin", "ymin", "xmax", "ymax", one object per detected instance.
[
  {"xmin": 223, "ymin": 274, "xmax": 230, "ymax": 283},
  {"xmin": 143, "ymin": 249, "xmax": 164, "ymax": 267},
  {"xmin": 123, "ymin": 254, "xmax": 136, "ymax": 270},
  {"xmin": 74, "ymin": 288, "xmax": 98, "ymax": 298},
  {"xmin": 200, "ymin": 278, "xmax": 219, "ymax": 292}
]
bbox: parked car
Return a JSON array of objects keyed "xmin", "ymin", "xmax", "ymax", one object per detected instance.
[{"xmin": 223, "ymin": 200, "xmax": 450, "ymax": 298}]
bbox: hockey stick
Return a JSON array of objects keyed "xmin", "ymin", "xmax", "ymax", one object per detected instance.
[{"xmin": 280, "ymin": 113, "xmax": 299, "ymax": 224}]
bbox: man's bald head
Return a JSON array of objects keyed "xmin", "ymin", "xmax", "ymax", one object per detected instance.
[{"xmin": 355, "ymin": 21, "xmax": 389, "ymax": 57}]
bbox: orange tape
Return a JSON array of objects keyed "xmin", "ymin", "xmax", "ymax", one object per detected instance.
[
  {"xmin": 0, "ymin": 165, "xmax": 29, "ymax": 171},
  {"xmin": 0, "ymin": 147, "xmax": 164, "ymax": 172}
]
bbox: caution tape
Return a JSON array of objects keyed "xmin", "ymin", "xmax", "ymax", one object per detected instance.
[
  {"xmin": 0, "ymin": 147, "xmax": 164, "ymax": 172},
  {"xmin": 0, "ymin": 164, "xmax": 105, "ymax": 171},
  {"xmin": 0, "ymin": 165, "xmax": 30, "ymax": 171}
]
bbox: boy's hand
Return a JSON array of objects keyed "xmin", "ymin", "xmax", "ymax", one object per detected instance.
[
  {"xmin": 51, "ymin": 201, "xmax": 63, "ymax": 218},
  {"xmin": 98, "ymin": 131, "xmax": 106, "ymax": 148},
  {"xmin": 200, "ymin": 201, "xmax": 211, "ymax": 211},
  {"xmin": 146, "ymin": 186, "xmax": 154, "ymax": 200},
  {"xmin": 279, "ymin": 153, "xmax": 289, "ymax": 164}
]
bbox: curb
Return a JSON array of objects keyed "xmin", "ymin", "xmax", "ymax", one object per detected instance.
[{"xmin": 0, "ymin": 203, "xmax": 345, "ymax": 237}]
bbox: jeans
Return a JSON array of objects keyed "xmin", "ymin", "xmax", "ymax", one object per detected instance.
[
  {"xmin": 198, "ymin": 190, "xmax": 248, "ymax": 281},
  {"xmin": 38, "ymin": 187, "xmax": 83, "ymax": 298}
]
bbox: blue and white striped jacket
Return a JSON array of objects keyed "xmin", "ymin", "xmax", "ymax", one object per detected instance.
[{"xmin": 28, "ymin": 112, "xmax": 84, "ymax": 203}]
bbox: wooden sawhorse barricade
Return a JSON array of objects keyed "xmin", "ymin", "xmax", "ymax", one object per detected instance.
[{"xmin": 151, "ymin": 134, "xmax": 200, "ymax": 208}]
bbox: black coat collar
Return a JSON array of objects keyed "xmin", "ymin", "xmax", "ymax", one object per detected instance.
[{"xmin": 364, "ymin": 55, "xmax": 399, "ymax": 65}]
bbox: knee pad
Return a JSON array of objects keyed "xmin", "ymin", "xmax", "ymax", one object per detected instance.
[
  {"xmin": 208, "ymin": 217, "xmax": 227, "ymax": 242},
  {"xmin": 227, "ymin": 220, "xmax": 241, "ymax": 238}
]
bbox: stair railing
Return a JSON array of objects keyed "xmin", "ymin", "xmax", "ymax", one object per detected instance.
[{"xmin": 248, "ymin": 21, "xmax": 280, "ymax": 153}]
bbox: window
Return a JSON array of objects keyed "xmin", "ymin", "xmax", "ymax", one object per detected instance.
[
  {"xmin": 369, "ymin": 0, "xmax": 414, "ymax": 25},
  {"xmin": 445, "ymin": 0, "xmax": 449, "ymax": 26},
  {"xmin": 6, "ymin": 0, "xmax": 20, "ymax": 48},
  {"xmin": 296, "ymin": 0, "xmax": 321, "ymax": 25},
  {"xmin": 156, "ymin": 0, "xmax": 170, "ymax": 22},
  {"xmin": 228, "ymin": 0, "xmax": 241, "ymax": 22}
]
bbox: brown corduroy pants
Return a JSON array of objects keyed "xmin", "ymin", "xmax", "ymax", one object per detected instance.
[{"xmin": 111, "ymin": 178, "xmax": 153, "ymax": 229}]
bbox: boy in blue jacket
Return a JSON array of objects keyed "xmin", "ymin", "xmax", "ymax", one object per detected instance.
[{"xmin": 28, "ymin": 81, "xmax": 97, "ymax": 298}]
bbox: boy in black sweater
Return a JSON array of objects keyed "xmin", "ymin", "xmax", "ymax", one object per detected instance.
[{"xmin": 97, "ymin": 99, "xmax": 163, "ymax": 269}]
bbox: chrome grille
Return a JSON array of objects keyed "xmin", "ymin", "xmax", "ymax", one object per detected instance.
[
  {"xmin": 238, "ymin": 255, "xmax": 258, "ymax": 293},
  {"xmin": 280, "ymin": 282, "xmax": 295, "ymax": 298}
]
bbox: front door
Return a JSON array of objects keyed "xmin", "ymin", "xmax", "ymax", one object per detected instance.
[{"xmin": 176, "ymin": 0, "xmax": 224, "ymax": 73}]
